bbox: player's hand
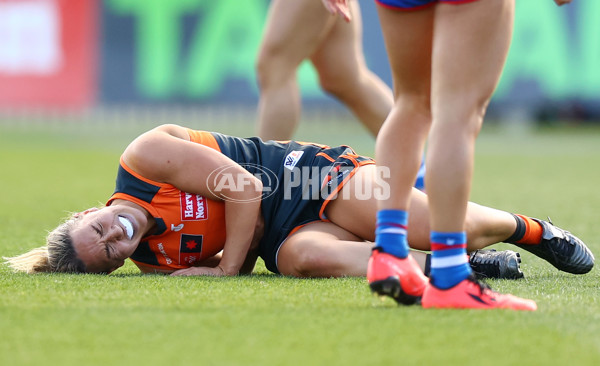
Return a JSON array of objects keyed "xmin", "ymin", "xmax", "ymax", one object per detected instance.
[
  {"xmin": 170, "ymin": 266, "xmax": 228, "ymax": 277},
  {"xmin": 321, "ymin": 0, "xmax": 352, "ymax": 22},
  {"xmin": 554, "ymin": 0, "xmax": 572, "ymax": 6}
]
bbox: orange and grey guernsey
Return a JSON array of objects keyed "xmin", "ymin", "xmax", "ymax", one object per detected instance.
[
  {"xmin": 108, "ymin": 129, "xmax": 374, "ymax": 274},
  {"xmin": 107, "ymin": 131, "xmax": 227, "ymax": 271}
]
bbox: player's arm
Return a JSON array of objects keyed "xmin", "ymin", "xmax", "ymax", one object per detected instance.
[
  {"xmin": 123, "ymin": 124, "xmax": 262, "ymax": 277},
  {"xmin": 239, "ymin": 247, "xmax": 259, "ymax": 275},
  {"xmin": 135, "ymin": 253, "xmax": 223, "ymax": 275},
  {"xmin": 136, "ymin": 250, "xmax": 257, "ymax": 275},
  {"xmin": 136, "ymin": 264, "xmax": 176, "ymax": 274}
]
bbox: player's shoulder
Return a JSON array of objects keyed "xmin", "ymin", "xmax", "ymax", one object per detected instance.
[
  {"xmin": 121, "ymin": 125, "xmax": 191, "ymax": 181},
  {"xmin": 127, "ymin": 124, "xmax": 189, "ymax": 154},
  {"xmin": 152, "ymin": 124, "xmax": 190, "ymax": 139}
]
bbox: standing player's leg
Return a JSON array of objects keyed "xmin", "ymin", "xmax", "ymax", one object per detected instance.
[
  {"xmin": 420, "ymin": 0, "xmax": 535, "ymax": 310},
  {"xmin": 256, "ymin": 0, "xmax": 337, "ymax": 140},
  {"xmin": 368, "ymin": 5, "xmax": 435, "ymax": 303},
  {"xmin": 310, "ymin": 0, "xmax": 427, "ymax": 188},
  {"xmin": 309, "ymin": 1, "xmax": 393, "ymax": 136}
]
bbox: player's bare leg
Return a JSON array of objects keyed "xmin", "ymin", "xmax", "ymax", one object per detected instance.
[
  {"xmin": 256, "ymin": 0, "xmax": 336, "ymax": 140},
  {"xmin": 276, "ymin": 220, "xmax": 524, "ymax": 280},
  {"xmin": 277, "ymin": 221, "xmax": 375, "ymax": 278},
  {"xmin": 374, "ymin": 7, "xmax": 433, "ymax": 213},
  {"xmin": 353, "ymin": 6, "xmax": 434, "ymax": 303},
  {"xmin": 309, "ymin": 0, "xmax": 392, "ymax": 136},
  {"xmin": 325, "ymin": 165, "xmax": 520, "ymax": 252},
  {"xmin": 414, "ymin": 0, "xmax": 534, "ymax": 310}
]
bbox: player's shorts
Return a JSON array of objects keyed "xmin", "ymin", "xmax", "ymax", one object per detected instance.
[
  {"xmin": 212, "ymin": 133, "xmax": 374, "ymax": 274},
  {"xmin": 376, "ymin": 0, "xmax": 480, "ymax": 11}
]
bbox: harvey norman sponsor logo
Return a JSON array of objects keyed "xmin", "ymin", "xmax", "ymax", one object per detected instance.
[{"xmin": 180, "ymin": 192, "xmax": 208, "ymax": 221}]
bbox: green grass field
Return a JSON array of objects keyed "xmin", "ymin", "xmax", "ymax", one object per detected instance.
[{"xmin": 1, "ymin": 119, "xmax": 599, "ymax": 366}]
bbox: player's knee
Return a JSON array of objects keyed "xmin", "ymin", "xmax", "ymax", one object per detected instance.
[
  {"xmin": 255, "ymin": 53, "xmax": 274, "ymax": 88},
  {"xmin": 317, "ymin": 69, "xmax": 356, "ymax": 99},
  {"xmin": 257, "ymin": 57, "xmax": 297, "ymax": 90},
  {"xmin": 256, "ymin": 42, "xmax": 300, "ymax": 88},
  {"xmin": 455, "ymin": 92, "xmax": 493, "ymax": 131},
  {"xmin": 256, "ymin": 45, "xmax": 280, "ymax": 82},
  {"xmin": 396, "ymin": 92, "xmax": 431, "ymax": 114},
  {"xmin": 293, "ymin": 252, "xmax": 321, "ymax": 277},
  {"xmin": 289, "ymin": 243, "xmax": 331, "ymax": 278},
  {"xmin": 318, "ymin": 74, "xmax": 345, "ymax": 96}
]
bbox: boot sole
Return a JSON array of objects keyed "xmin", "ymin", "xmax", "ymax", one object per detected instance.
[{"xmin": 369, "ymin": 276, "xmax": 421, "ymax": 306}]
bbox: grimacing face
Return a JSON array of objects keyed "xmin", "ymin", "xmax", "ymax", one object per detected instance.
[{"xmin": 69, "ymin": 205, "xmax": 151, "ymax": 273}]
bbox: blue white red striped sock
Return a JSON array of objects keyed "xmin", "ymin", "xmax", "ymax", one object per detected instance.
[
  {"xmin": 375, "ymin": 209, "xmax": 409, "ymax": 259},
  {"xmin": 429, "ymin": 231, "xmax": 472, "ymax": 289}
]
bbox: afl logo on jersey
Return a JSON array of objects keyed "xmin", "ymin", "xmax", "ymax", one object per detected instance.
[{"xmin": 180, "ymin": 192, "xmax": 208, "ymax": 221}]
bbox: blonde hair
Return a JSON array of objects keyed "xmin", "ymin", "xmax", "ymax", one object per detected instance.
[{"xmin": 3, "ymin": 216, "xmax": 87, "ymax": 274}]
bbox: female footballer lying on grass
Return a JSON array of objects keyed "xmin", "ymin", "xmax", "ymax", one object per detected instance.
[{"xmin": 4, "ymin": 124, "xmax": 594, "ymax": 296}]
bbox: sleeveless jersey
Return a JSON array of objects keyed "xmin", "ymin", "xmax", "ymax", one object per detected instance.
[
  {"xmin": 108, "ymin": 129, "xmax": 374, "ymax": 274},
  {"xmin": 107, "ymin": 131, "xmax": 227, "ymax": 271}
]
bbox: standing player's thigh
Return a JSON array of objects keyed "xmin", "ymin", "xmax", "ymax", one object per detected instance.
[
  {"xmin": 259, "ymin": 0, "xmax": 337, "ymax": 65},
  {"xmin": 431, "ymin": 0, "xmax": 514, "ymax": 113},
  {"xmin": 309, "ymin": 0, "xmax": 364, "ymax": 76},
  {"xmin": 376, "ymin": 5, "xmax": 434, "ymax": 97}
]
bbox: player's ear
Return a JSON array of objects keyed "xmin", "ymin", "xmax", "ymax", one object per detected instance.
[{"xmin": 72, "ymin": 207, "xmax": 100, "ymax": 219}]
